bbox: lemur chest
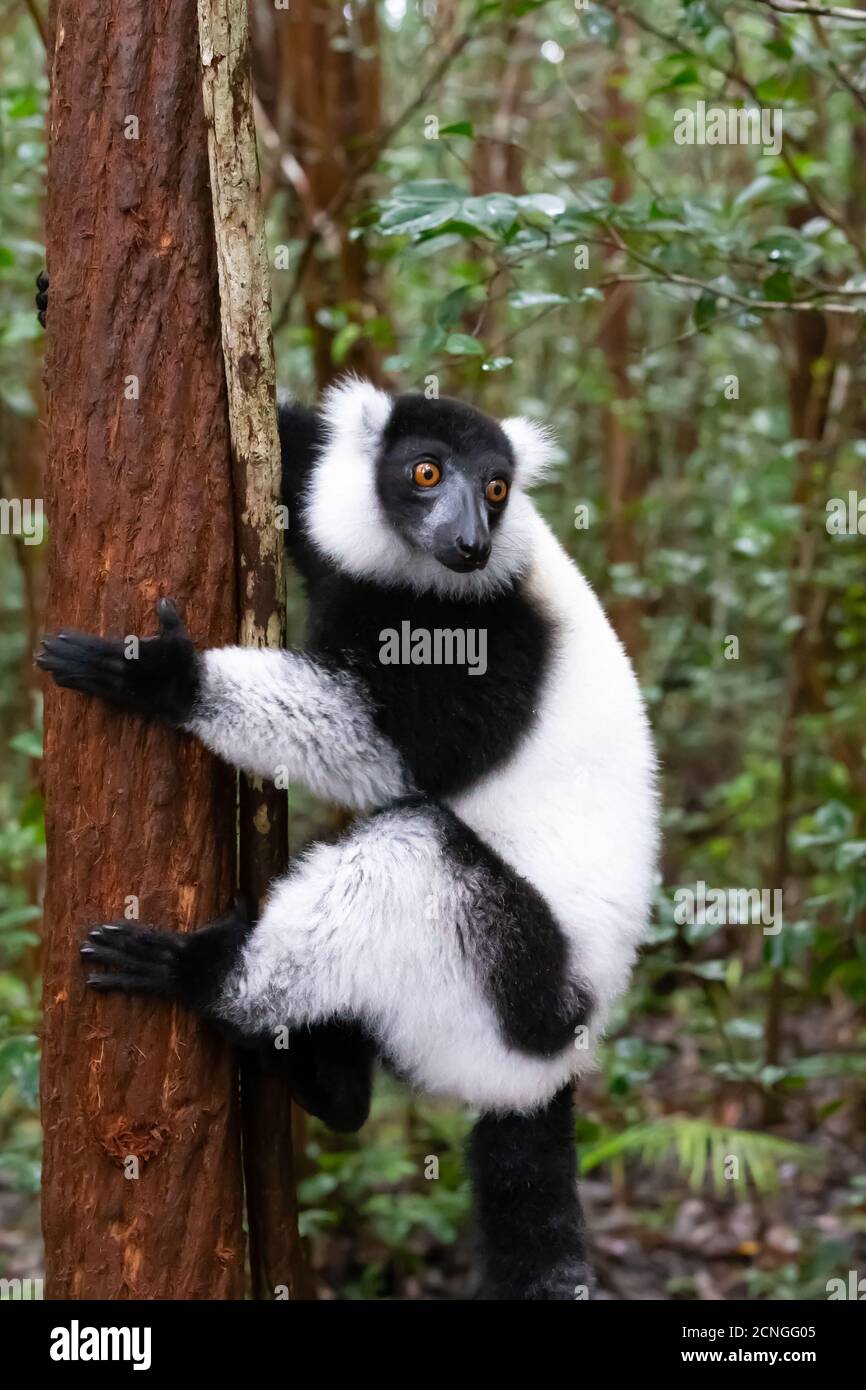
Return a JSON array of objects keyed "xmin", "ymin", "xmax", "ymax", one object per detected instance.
[{"xmin": 307, "ymin": 576, "xmax": 554, "ymax": 797}]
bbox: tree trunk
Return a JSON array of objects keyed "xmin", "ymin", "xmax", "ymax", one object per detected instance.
[
  {"xmin": 197, "ymin": 0, "xmax": 306, "ymax": 1301},
  {"xmin": 275, "ymin": 0, "xmax": 384, "ymax": 389},
  {"xmin": 40, "ymin": 0, "xmax": 244, "ymax": 1299}
]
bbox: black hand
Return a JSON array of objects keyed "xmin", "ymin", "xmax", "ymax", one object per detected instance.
[
  {"xmin": 36, "ymin": 270, "xmax": 48, "ymax": 328},
  {"xmin": 36, "ymin": 597, "xmax": 199, "ymax": 724}
]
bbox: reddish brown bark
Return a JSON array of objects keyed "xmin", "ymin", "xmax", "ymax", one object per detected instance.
[
  {"xmin": 40, "ymin": 0, "xmax": 244, "ymax": 1298},
  {"xmin": 273, "ymin": 0, "xmax": 384, "ymax": 388}
]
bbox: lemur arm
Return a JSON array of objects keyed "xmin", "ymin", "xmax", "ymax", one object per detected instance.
[{"xmin": 37, "ymin": 599, "xmax": 409, "ymax": 810}]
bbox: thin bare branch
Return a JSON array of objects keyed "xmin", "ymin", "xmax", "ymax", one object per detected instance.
[{"xmin": 755, "ymin": 0, "xmax": 866, "ymax": 21}]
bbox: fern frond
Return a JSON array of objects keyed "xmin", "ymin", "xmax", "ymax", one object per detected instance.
[{"xmin": 579, "ymin": 1116, "xmax": 820, "ymax": 1195}]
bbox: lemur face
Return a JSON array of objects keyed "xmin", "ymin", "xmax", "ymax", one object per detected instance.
[
  {"xmin": 376, "ymin": 395, "xmax": 515, "ymax": 573},
  {"xmin": 307, "ymin": 378, "xmax": 558, "ymax": 596}
]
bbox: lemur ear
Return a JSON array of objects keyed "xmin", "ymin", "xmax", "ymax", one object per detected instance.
[
  {"xmin": 500, "ymin": 416, "xmax": 559, "ymax": 489},
  {"xmin": 321, "ymin": 375, "xmax": 393, "ymax": 455}
]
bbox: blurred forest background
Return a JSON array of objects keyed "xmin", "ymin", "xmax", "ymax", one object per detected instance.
[{"xmin": 2, "ymin": 0, "xmax": 866, "ymax": 1299}]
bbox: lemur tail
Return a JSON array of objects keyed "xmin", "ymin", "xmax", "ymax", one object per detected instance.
[{"xmin": 468, "ymin": 1085, "xmax": 593, "ymax": 1300}]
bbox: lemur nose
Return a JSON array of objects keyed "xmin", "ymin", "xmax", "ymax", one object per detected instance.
[{"xmin": 457, "ymin": 537, "xmax": 491, "ymax": 565}]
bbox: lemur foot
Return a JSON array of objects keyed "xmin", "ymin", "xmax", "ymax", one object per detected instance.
[
  {"xmin": 80, "ymin": 902, "xmax": 252, "ymax": 1017},
  {"xmin": 37, "ymin": 597, "xmax": 199, "ymax": 724},
  {"xmin": 36, "ymin": 270, "xmax": 48, "ymax": 328}
]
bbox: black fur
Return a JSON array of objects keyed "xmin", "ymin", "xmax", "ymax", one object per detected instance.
[
  {"xmin": 278, "ymin": 395, "xmax": 516, "ymax": 582},
  {"xmin": 383, "ymin": 392, "xmax": 515, "ymax": 465},
  {"xmin": 266, "ymin": 1020, "xmax": 375, "ymax": 1133},
  {"xmin": 36, "ymin": 598, "xmax": 198, "ymax": 725},
  {"xmin": 45, "ymin": 389, "xmax": 592, "ymax": 1296},
  {"xmin": 390, "ymin": 795, "xmax": 591, "ymax": 1058},
  {"xmin": 36, "ymin": 270, "xmax": 48, "ymax": 328},
  {"xmin": 277, "ymin": 402, "xmax": 330, "ymax": 584},
  {"xmin": 377, "ymin": 394, "xmax": 513, "ymax": 571},
  {"xmin": 307, "ymin": 577, "xmax": 552, "ymax": 798},
  {"xmin": 82, "ymin": 903, "xmax": 374, "ymax": 1133},
  {"xmin": 277, "ymin": 399, "xmax": 554, "ymax": 797},
  {"xmin": 80, "ymin": 902, "xmax": 251, "ymax": 1020},
  {"xmin": 469, "ymin": 1086, "xmax": 592, "ymax": 1300}
]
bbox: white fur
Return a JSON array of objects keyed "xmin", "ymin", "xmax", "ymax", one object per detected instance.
[
  {"xmin": 187, "ymin": 383, "xmax": 658, "ymax": 1110},
  {"xmin": 221, "ymin": 805, "xmax": 580, "ymax": 1111},
  {"xmin": 500, "ymin": 416, "xmax": 559, "ymax": 487},
  {"xmin": 203, "ymin": 510, "xmax": 657, "ymax": 1111},
  {"xmin": 449, "ymin": 509, "xmax": 659, "ymax": 1062},
  {"xmin": 185, "ymin": 647, "xmax": 408, "ymax": 810}
]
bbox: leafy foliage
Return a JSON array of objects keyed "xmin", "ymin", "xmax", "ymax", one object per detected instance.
[{"xmin": 3, "ymin": 0, "xmax": 866, "ymax": 1299}]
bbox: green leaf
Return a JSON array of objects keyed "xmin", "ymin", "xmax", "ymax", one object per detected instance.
[
  {"xmin": 733, "ymin": 175, "xmax": 791, "ymax": 210},
  {"xmin": 439, "ymin": 121, "xmax": 474, "ymax": 138},
  {"xmin": 378, "ymin": 201, "xmax": 462, "ymax": 236},
  {"xmin": 330, "ymin": 322, "xmax": 362, "ymax": 364},
  {"xmin": 753, "ymin": 231, "xmax": 822, "ymax": 272},
  {"xmin": 8, "ymin": 91, "xmax": 40, "ymax": 119},
  {"xmin": 764, "ymin": 37, "xmax": 794, "ymax": 61},
  {"xmin": 516, "ymin": 193, "xmax": 567, "ymax": 219},
  {"xmin": 580, "ymin": 1117, "xmax": 818, "ymax": 1194},
  {"xmin": 460, "ymin": 194, "xmax": 519, "ymax": 237},
  {"xmin": 694, "ymin": 291, "xmax": 717, "ymax": 328},
  {"xmin": 763, "ymin": 270, "xmax": 792, "ymax": 302},
  {"xmin": 9, "ymin": 730, "xmax": 42, "ymax": 759},
  {"xmin": 445, "ymin": 333, "xmax": 485, "ymax": 357},
  {"xmin": 654, "ymin": 66, "xmax": 701, "ymax": 93},
  {"xmin": 435, "ymin": 286, "xmax": 472, "ymax": 329}
]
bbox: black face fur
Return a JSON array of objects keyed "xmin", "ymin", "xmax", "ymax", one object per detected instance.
[{"xmin": 375, "ymin": 393, "xmax": 515, "ymax": 573}]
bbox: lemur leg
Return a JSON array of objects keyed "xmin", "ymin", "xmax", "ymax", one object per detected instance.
[
  {"xmin": 82, "ymin": 798, "xmax": 592, "ymax": 1105},
  {"xmin": 83, "ymin": 799, "xmax": 595, "ymax": 1294},
  {"xmin": 257, "ymin": 1020, "xmax": 376, "ymax": 1134},
  {"xmin": 469, "ymin": 1087, "xmax": 594, "ymax": 1300},
  {"xmin": 81, "ymin": 902, "xmax": 374, "ymax": 1133},
  {"xmin": 37, "ymin": 600, "xmax": 407, "ymax": 810}
]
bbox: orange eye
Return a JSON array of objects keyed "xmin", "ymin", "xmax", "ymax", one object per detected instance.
[
  {"xmin": 413, "ymin": 460, "xmax": 441, "ymax": 488},
  {"xmin": 486, "ymin": 478, "xmax": 508, "ymax": 504}
]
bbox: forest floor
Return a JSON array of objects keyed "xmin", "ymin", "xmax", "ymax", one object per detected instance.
[
  {"xmin": 309, "ymin": 1155, "xmax": 866, "ymax": 1302},
  {"xmin": 4, "ymin": 1060, "xmax": 865, "ymax": 1302},
  {"xmin": 4, "ymin": 1153, "xmax": 865, "ymax": 1301}
]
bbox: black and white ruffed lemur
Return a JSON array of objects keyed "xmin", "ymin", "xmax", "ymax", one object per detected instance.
[{"xmin": 38, "ymin": 354, "xmax": 659, "ymax": 1299}]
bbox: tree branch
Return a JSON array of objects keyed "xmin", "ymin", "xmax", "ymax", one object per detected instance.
[{"xmin": 754, "ymin": 0, "xmax": 866, "ymax": 21}]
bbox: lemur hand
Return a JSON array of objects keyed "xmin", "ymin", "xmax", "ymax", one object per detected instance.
[{"xmin": 36, "ymin": 597, "xmax": 199, "ymax": 725}]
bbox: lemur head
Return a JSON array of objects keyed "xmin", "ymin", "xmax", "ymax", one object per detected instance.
[{"xmin": 305, "ymin": 377, "xmax": 557, "ymax": 597}]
